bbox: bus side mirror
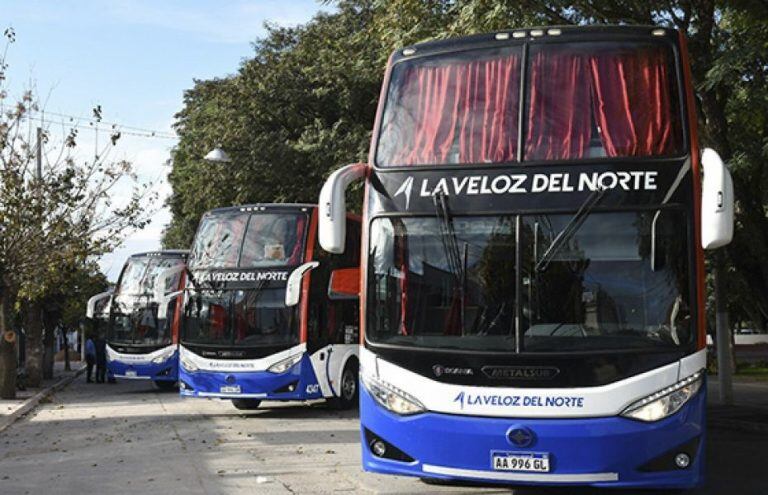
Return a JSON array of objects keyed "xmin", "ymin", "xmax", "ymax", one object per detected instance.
[
  {"xmin": 154, "ymin": 265, "xmax": 186, "ymax": 302},
  {"xmin": 328, "ymin": 267, "xmax": 360, "ymax": 300},
  {"xmin": 285, "ymin": 261, "xmax": 320, "ymax": 307},
  {"xmin": 157, "ymin": 291, "xmax": 183, "ymax": 320},
  {"xmin": 86, "ymin": 291, "xmax": 112, "ymax": 319},
  {"xmin": 701, "ymin": 148, "xmax": 734, "ymax": 250},
  {"xmin": 318, "ymin": 163, "xmax": 366, "ymax": 254}
]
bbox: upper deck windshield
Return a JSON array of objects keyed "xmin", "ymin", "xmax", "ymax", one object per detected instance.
[
  {"xmin": 110, "ymin": 256, "xmax": 186, "ymax": 346},
  {"xmin": 189, "ymin": 211, "xmax": 309, "ymax": 270},
  {"xmin": 376, "ymin": 40, "xmax": 683, "ymax": 167},
  {"xmin": 367, "ymin": 210, "xmax": 692, "ymax": 353}
]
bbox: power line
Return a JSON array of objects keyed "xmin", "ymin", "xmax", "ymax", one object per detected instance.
[{"xmin": 25, "ymin": 109, "xmax": 178, "ymax": 140}]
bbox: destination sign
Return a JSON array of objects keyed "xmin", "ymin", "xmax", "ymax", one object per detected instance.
[{"xmin": 371, "ymin": 161, "xmax": 691, "ymax": 214}]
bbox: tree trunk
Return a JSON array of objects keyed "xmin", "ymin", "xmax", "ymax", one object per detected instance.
[
  {"xmin": 42, "ymin": 309, "xmax": 57, "ymax": 379},
  {"xmin": 24, "ymin": 300, "xmax": 44, "ymax": 388},
  {"xmin": 63, "ymin": 330, "xmax": 71, "ymax": 372},
  {"xmin": 0, "ymin": 281, "xmax": 17, "ymax": 399},
  {"xmin": 42, "ymin": 328, "xmax": 54, "ymax": 380}
]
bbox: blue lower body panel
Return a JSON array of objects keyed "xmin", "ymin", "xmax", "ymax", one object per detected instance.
[
  {"xmin": 107, "ymin": 352, "xmax": 178, "ymax": 382},
  {"xmin": 179, "ymin": 353, "xmax": 323, "ymax": 401},
  {"xmin": 360, "ymin": 384, "xmax": 706, "ymax": 490}
]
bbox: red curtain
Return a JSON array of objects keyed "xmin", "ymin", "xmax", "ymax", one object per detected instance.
[
  {"xmin": 525, "ymin": 45, "xmax": 680, "ymax": 160},
  {"xmin": 387, "ymin": 54, "xmax": 520, "ymax": 166},
  {"xmin": 287, "ymin": 216, "xmax": 307, "ymax": 265},
  {"xmin": 525, "ymin": 50, "xmax": 593, "ymax": 161},
  {"xmin": 384, "ymin": 45, "xmax": 679, "ymax": 165},
  {"xmin": 590, "ymin": 47, "xmax": 680, "ymax": 157}
]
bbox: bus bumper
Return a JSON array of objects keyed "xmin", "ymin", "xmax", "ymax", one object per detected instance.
[
  {"xmin": 360, "ymin": 384, "xmax": 705, "ymax": 490},
  {"xmin": 179, "ymin": 354, "xmax": 323, "ymax": 401},
  {"xmin": 107, "ymin": 353, "xmax": 178, "ymax": 382}
]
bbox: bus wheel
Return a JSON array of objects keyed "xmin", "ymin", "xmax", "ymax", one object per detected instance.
[
  {"xmin": 154, "ymin": 380, "xmax": 177, "ymax": 391},
  {"xmin": 330, "ymin": 360, "xmax": 359, "ymax": 410},
  {"xmin": 231, "ymin": 399, "xmax": 261, "ymax": 410}
]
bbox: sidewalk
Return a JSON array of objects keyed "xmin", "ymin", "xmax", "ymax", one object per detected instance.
[
  {"xmin": 707, "ymin": 376, "xmax": 768, "ymax": 433},
  {"xmin": 0, "ymin": 361, "xmax": 85, "ymax": 433}
]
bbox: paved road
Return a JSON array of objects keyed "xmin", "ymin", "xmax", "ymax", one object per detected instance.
[{"xmin": 0, "ymin": 378, "xmax": 765, "ymax": 494}]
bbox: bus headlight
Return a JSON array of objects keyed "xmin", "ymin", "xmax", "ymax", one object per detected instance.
[
  {"xmin": 180, "ymin": 356, "xmax": 199, "ymax": 373},
  {"xmin": 621, "ymin": 371, "xmax": 703, "ymax": 422},
  {"xmin": 267, "ymin": 353, "xmax": 303, "ymax": 374},
  {"xmin": 151, "ymin": 348, "xmax": 175, "ymax": 364},
  {"xmin": 362, "ymin": 374, "xmax": 425, "ymax": 416}
]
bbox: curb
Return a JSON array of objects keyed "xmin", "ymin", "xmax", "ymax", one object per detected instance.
[{"xmin": 0, "ymin": 366, "xmax": 86, "ymax": 434}]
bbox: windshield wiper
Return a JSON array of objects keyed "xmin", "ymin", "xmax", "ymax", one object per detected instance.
[
  {"xmin": 535, "ymin": 187, "xmax": 606, "ymax": 272},
  {"xmin": 433, "ymin": 192, "xmax": 468, "ymax": 335}
]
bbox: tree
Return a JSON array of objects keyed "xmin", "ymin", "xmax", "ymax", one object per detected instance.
[
  {"xmin": 0, "ymin": 29, "xmax": 156, "ymax": 396},
  {"xmin": 163, "ymin": 1, "xmax": 381, "ymax": 248}
]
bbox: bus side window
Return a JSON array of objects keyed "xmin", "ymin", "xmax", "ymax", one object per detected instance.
[
  {"xmin": 308, "ymin": 217, "xmax": 361, "ymax": 349},
  {"xmin": 328, "ymin": 218, "xmax": 361, "ymax": 345}
]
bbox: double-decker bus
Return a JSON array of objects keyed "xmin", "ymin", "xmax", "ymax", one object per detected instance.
[
  {"xmin": 160, "ymin": 204, "xmax": 361, "ymax": 410},
  {"xmin": 318, "ymin": 26, "xmax": 734, "ymax": 489},
  {"xmin": 102, "ymin": 251, "xmax": 188, "ymax": 389}
]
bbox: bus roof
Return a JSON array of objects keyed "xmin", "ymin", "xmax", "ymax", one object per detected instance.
[
  {"xmin": 203, "ymin": 203, "xmax": 316, "ymax": 217},
  {"xmin": 128, "ymin": 250, "xmax": 188, "ymax": 259},
  {"xmin": 394, "ymin": 25, "xmax": 678, "ymax": 63}
]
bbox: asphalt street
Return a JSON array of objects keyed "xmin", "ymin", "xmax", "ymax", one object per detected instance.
[{"xmin": 0, "ymin": 378, "xmax": 765, "ymax": 494}]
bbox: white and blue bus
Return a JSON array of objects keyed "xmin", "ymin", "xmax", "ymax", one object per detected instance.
[
  {"xmin": 318, "ymin": 26, "xmax": 734, "ymax": 489},
  {"xmin": 101, "ymin": 251, "xmax": 188, "ymax": 389},
  {"xmin": 163, "ymin": 204, "xmax": 361, "ymax": 410}
]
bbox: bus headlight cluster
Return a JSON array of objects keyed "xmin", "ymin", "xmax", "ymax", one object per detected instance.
[
  {"xmin": 180, "ymin": 356, "xmax": 199, "ymax": 373},
  {"xmin": 267, "ymin": 354, "xmax": 303, "ymax": 374},
  {"xmin": 362, "ymin": 374, "xmax": 425, "ymax": 416},
  {"xmin": 151, "ymin": 348, "xmax": 176, "ymax": 364},
  {"xmin": 621, "ymin": 371, "xmax": 703, "ymax": 422}
]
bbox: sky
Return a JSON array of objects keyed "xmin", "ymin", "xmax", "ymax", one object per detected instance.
[{"xmin": 2, "ymin": 0, "xmax": 326, "ymax": 280}]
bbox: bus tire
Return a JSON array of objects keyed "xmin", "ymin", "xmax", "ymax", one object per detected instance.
[
  {"xmin": 154, "ymin": 380, "xmax": 177, "ymax": 391},
  {"xmin": 231, "ymin": 399, "xmax": 261, "ymax": 410},
  {"xmin": 329, "ymin": 360, "xmax": 359, "ymax": 410}
]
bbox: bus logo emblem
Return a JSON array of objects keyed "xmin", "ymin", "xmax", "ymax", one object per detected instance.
[
  {"xmin": 433, "ymin": 364, "xmax": 473, "ymax": 377},
  {"xmin": 394, "ymin": 176, "xmax": 414, "ymax": 210},
  {"xmin": 482, "ymin": 366, "xmax": 559, "ymax": 380},
  {"xmin": 507, "ymin": 427, "xmax": 535, "ymax": 448}
]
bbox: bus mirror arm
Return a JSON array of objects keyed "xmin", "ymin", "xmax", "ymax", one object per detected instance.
[
  {"xmin": 285, "ymin": 261, "xmax": 320, "ymax": 307},
  {"xmin": 86, "ymin": 291, "xmax": 112, "ymax": 319},
  {"xmin": 153, "ymin": 265, "xmax": 186, "ymax": 302},
  {"xmin": 650, "ymin": 210, "xmax": 661, "ymax": 271},
  {"xmin": 701, "ymin": 148, "xmax": 734, "ymax": 250},
  {"xmin": 318, "ymin": 163, "xmax": 367, "ymax": 254},
  {"xmin": 157, "ymin": 290, "xmax": 183, "ymax": 320}
]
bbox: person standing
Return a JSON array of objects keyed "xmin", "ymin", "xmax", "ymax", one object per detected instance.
[
  {"xmin": 95, "ymin": 333, "xmax": 107, "ymax": 383},
  {"xmin": 85, "ymin": 335, "xmax": 96, "ymax": 383}
]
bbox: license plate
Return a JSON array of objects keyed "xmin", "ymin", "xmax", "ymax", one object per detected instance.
[
  {"xmin": 492, "ymin": 451, "xmax": 550, "ymax": 472},
  {"xmin": 125, "ymin": 370, "xmax": 137, "ymax": 377},
  {"xmin": 220, "ymin": 385, "xmax": 241, "ymax": 394}
]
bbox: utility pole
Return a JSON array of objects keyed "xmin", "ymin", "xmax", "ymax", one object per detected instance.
[{"xmin": 714, "ymin": 251, "xmax": 733, "ymax": 404}]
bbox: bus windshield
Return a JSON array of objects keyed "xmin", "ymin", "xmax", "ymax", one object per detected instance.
[
  {"xmin": 109, "ymin": 256, "xmax": 185, "ymax": 346},
  {"xmin": 367, "ymin": 210, "xmax": 692, "ymax": 352},
  {"xmin": 376, "ymin": 41, "xmax": 683, "ymax": 167},
  {"xmin": 189, "ymin": 212, "xmax": 308, "ymax": 269},
  {"xmin": 118, "ymin": 256, "xmax": 185, "ymax": 296},
  {"xmin": 182, "ymin": 287, "xmax": 299, "ymax": 347}
]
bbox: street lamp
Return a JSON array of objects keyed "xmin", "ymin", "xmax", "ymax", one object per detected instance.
[{"xmin": 204, "ymin": 146, "xmax": 232, "ymax": 163}]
